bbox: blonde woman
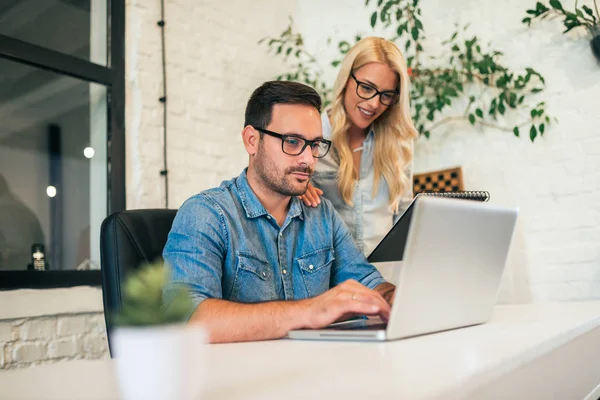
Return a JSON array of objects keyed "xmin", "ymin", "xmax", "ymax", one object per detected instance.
[{"xmin": 300, "ymin": 37, "xmax": 418, "ymax": 256}]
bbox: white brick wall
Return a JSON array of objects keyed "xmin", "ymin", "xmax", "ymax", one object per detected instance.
[
  {"xmin": 125, "ymin": 0, "xmax": 297, "ymax": 209},
  {"xmin": 0, "ymin": 313, "xmax": 108, "ymax": 370},
  {"xmin": 293, "ymin": 0, "xmax": 600, "ymax": 302},
  {"xmin": 125, "ymin": 0, "xmax": 599, "ymax": 302}
]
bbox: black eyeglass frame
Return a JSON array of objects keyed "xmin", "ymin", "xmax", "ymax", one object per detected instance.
[
  {"xmin": 253, "ymin": 127, "xmax": 332, "ymax": 158},
  {"xmin": 350, "ymin": 72, "xmax": 400, "ymax": 106}
]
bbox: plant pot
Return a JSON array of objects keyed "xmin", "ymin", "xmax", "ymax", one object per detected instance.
[
  {"xmin": 592, "ymin": 26, "xmax": 600, "ymax": 62},
  {"xmin": 112, "ymin": 324, "xmax": 206, "ymax": 400}
]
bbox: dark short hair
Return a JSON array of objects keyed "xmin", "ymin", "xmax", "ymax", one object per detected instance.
[{"xmin": 244, "ymin": 81, "xmax": 322, "ymax": 129}]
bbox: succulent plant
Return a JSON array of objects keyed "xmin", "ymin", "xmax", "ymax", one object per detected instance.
[{"xmin": 112, "ymin": 261, "xmax": 193, "ymax": 327}]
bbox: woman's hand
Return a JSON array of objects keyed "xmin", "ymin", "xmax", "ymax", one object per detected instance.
[{"xmin": 299, "ymin": 182, "xmax": 323, "ymax": 207}]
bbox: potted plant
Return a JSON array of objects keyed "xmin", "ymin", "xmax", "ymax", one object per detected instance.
[
  {"xmin": 111, "ymin": 261, "xmax": 205, "ymax": 400},
  {"xmin": 523, "ymin": 0, "xmax": 600, "ymax": 61}
]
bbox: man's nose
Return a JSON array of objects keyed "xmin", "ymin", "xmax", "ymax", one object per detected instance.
[{"xmin": 298, "ymin": 144, "xmax": 316, "ymax": 165}]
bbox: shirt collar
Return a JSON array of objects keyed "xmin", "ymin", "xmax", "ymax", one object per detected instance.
[{"xmin": 235, "ymin": 169, "xmax": 304, "ymax": 221}]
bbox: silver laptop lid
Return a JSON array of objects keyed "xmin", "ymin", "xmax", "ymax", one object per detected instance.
[{"xmin": 386, "ymin": 197, "xmax": 518, "ymax": 340}]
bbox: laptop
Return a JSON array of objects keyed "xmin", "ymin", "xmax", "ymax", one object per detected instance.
[
  {"xmin": 367, "ymin": 191, "xmax": 490, "ymax": 263},
  {"xmin": 288, "ymin": 196, "xmax": 518, "ymax": 341}
]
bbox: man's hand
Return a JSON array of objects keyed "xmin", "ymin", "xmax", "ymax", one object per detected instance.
[
  {"xmin": 299, "ymin": 182, "xmax": 323, "ymax": 207},
  {"xmin": 374, "ymin": 282, "xmax": 396, "ymax": 306},
  {"xmin": 300, "ymin": 280, "xmax": 391, "ymax": 329},
  {"xmin": 189, "ymin": 280, "xmax": 392, "ymax": 343}
]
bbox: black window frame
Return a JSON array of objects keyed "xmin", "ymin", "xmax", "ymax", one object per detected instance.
[{"xmin": 0, "ymin": 0, "xmax": 125, "ymax": 290}]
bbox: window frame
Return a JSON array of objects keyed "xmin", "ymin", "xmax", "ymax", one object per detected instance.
[{"xmin": 0, "ymin": 0, "xmax": 125, "ymax": 290}]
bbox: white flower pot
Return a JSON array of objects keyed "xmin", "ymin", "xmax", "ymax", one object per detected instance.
[{"xmin": 112, "ymin": 324, "xmax": 206, "ymax": 400}]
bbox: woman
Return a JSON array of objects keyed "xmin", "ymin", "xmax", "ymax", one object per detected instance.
[{"xmin": 300, "ymin": 37, "xmax": 418, "ymax": 256}]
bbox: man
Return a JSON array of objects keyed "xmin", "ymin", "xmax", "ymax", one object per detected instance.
[{"xmin": 163, "ymin": 81, "xmax": 395, "ymax": 343}]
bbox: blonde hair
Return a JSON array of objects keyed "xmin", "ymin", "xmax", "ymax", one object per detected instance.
[{"xmin": 329, "ymin": 36, "xmax": 418, "ymax": 212}]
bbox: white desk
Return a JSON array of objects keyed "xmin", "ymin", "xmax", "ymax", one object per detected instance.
[{"xmin": 2, "ymin": 301, "xmax": 600, "ymax": 400}]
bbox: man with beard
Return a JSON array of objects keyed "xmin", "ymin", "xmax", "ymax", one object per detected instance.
[{"xmin": 163, "ymin": 81, "xmax": 396, "ymax": 343}]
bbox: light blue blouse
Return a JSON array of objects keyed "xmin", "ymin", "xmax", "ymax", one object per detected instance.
[{"xmin": 312, "ymin": 112, "xmax": 414, "ymax": 256}]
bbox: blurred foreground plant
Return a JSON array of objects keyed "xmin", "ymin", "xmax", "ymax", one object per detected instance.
[{"xmin": 112, "ymin": 261, "xmax": 193, "ymax": 327}]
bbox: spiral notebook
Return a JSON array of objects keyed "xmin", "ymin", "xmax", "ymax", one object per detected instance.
[{"xmin": 367, "ymin": 191, "xmax": 490, "ymax": 263}]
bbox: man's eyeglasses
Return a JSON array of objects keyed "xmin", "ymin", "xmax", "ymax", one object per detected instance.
[
  {"xmin": 350, "ymin": 72, "xmax": 400, "ymax": 106},
  {"xmin": 253, "ymin": 127, "xmax": 332, "ymax": 158}
]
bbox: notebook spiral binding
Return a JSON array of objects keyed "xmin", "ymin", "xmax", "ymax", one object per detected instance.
[{"xmin": 417, "ymin": 190, "xmax": 490, "ymax": 202}]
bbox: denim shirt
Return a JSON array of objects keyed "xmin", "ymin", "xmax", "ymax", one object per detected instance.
[
  {"xmin": 312, "ymin": 112, "xmax": 414, "ymax": 256},
  {"xmin": 162, "ymin": 169, "xmax": 386, "ymax": 314}
]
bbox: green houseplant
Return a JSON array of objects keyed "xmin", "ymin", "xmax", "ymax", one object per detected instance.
[
  {"xmin": 111, "ymin": 262, "xmax": 204, "ymax": 400},
  {"xmin": 113, "ymin": 261, "xmax": 193, "ymax": 327},
  {"xmin": 260, "ymin": 0, "xmax": 554, "ymax": 142},
  {"xmin": 523, "ymin": 0, "xmax": 600, "ymax": 61}
]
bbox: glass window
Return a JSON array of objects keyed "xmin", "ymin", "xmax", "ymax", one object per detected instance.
[
  {"xmin": 0, "ymin": 0, "xmax": 107, "ymax": 66},
  {"xmin": 0, "ymin": 57, "xmax": 107, "ymax": 271}
]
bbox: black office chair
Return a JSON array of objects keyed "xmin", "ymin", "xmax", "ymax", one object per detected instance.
[{"xmin": 99, "ymin": 209, "xmax": 178, "ymax": 355}]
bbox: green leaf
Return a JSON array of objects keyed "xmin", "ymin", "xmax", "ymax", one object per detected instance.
[
  {"xmin": 530, "ymin": 109, "xmax": 537, "ymax": 118},
  {"xmin": 415, "ymin": 19, "xmax": 423, "ymax": 30},
  {"xmin": 475, "ymin": 108, "xmax": 483, "ymax": 118},
  {"xmin": 411, "ymin": 26, "xmax": 419, "ymax": 40},
  {"xmin": 513, "ymin": 127, "xmax": 520, "ymax": 137},
  {"xmin": 286, "ymin": 47, "xmax": 292, "ymax": 56},
  {"xmin": 522, "ymin": 17, "xmax": 532, "ymax": 25},
  {"xmin": 378, "ymin": 0, "xmax": 384, "ymax": 5},
  {"xmin": 338, "ymin": 41, "xmax": 351, "ymax": 54},
  {"xmin": 582, "ymin": 5, "xmax": 596, "ymax": 19},
  {"xmin": 468, "ymin": 114, "xmax": 476, "ymax": 125},
  {"xmin": 498, "ymin": 101, "xmax": 506, "ymax": 115},
  {"xmin": 549, "ymin": 0, "xmax": 562, "ymax": 10},
  {"xmin": 370, "ymin": 12, "xmax": 377, "ymax": 28},
  {"xmin": 539, "ymin": 123, "xmax": 545, "ymax": 135},
  {"xmin": 331, "ymin": 60, "xmax": 341, "ymax": 67},
  {"xmin": 531, "ymin": 88, "xmax": 543, "ymax": 93},
  {"xmin": 529, "ymin": 125, "xmax": 538, "ymax": 141}
]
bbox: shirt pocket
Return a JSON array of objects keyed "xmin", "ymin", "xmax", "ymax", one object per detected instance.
[
  {"xmin": 230, "ymin": 252, "xmax": 277, "ymax": 303},
  {"xmin": 296, "ymin": 247, "xmax": 335, "ymax": 297}
]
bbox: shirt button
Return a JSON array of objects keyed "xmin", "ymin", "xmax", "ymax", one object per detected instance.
[
  {"xmin": 279, "ymin": 232, "xmax": 283, "ymax": 237},
  {"xmin": 266, "ymin": 215, "xmax": 271, "ymax": 219},
  {"xmin": 282, "ymin": 269, "xmax": 287, "ymax": 275},
  {"xmin": 262, "ymin": 272, "xmax": 266, "ymax": 277},
  {"xmin": 309, "ymin": 265, "xmax": 314, "ymax": 270}
]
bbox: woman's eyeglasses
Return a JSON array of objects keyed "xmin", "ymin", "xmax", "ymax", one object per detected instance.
[{"xmin": 350, "ymin": 72, "xmax": 400, "ymax": 106}]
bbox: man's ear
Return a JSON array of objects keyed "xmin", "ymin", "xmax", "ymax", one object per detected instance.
[{"xmin": 241, "ymin": 125, "xmax": 260, "ymax": 156}]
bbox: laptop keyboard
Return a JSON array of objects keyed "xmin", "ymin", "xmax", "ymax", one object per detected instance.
[{"xmin": 332, "ymin": 322, "xmax": 387, "ymax": 331}]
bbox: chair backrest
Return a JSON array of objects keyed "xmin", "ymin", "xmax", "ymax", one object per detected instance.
[{"xmin": 100, "ymin": 209, "xmax": 177, "ymax": 354}]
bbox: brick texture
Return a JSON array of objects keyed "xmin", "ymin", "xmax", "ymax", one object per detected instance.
[
  {"xmin": 0, "ymin": 312, "xmax": 107, "ymax": 370},
  {"xmin": 125, "ymin": 0, "xmax": 296, "ymax": 209}
]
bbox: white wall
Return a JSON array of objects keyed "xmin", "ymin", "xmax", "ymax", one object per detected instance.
[
  {"xmin": 126, "ymin": 0, "xmax": 297, "ymax": 209},
  {"xmin": 126, "ymin": 0, "xmax": 600, "ymax": 302},
  {"xmin": 293, "ymin": 0, "xmax": 600, "ymax": 302}
]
